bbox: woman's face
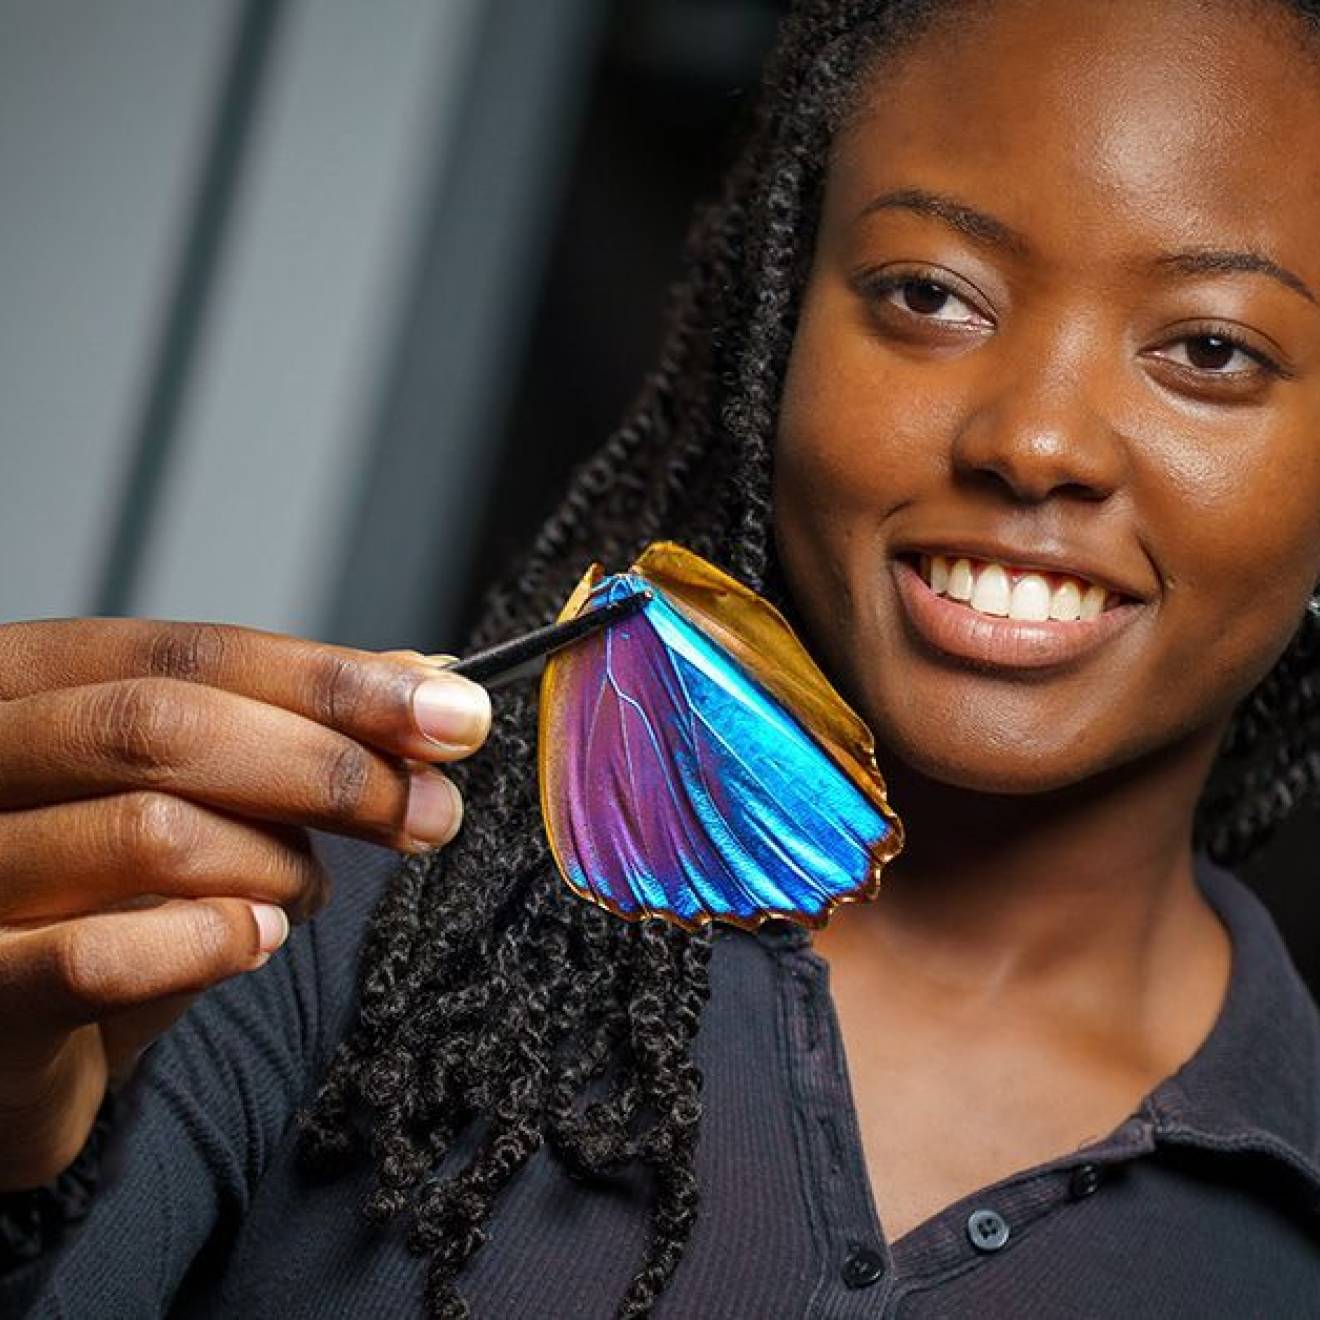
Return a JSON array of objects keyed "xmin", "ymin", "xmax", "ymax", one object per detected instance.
[{"xmin": 774, "ymin": 0, "xmax": 1320, "ymax": 794}]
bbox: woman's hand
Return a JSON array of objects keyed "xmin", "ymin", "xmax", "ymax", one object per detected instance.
[{"xmin": 0, "ymin": 618, "xmax": 491, "ymax": 1191}]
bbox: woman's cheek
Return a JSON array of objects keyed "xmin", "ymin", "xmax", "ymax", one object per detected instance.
[
  {"xmin": 1141, "ymin": 496, "xmax": 1319, "ymax": 731},
  {"xmin": 778, "ymin": 316, "xmax": 952, "ymax": 518}
]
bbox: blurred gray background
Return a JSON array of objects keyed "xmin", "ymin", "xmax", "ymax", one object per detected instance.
[{"xmin": 2, "ymin": 0, "xmax": 1315, "ymax": 994}]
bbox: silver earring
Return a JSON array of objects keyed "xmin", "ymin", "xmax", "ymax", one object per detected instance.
[{"xmin": 1308, "ymin": 592, "xmax": 1320, "ymax": 620}]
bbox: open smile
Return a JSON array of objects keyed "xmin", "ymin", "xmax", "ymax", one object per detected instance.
[{"xmin": 891, "ymin": 554, "xmax": 1145, "ymax": 670}]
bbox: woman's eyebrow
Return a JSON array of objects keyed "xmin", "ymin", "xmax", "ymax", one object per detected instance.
[
  {"xmin": 857, "ymin": 187, "xmax": 1316, "ymax": 307},
  {"xmin": 857, "ymin": 188, "xmax": 1030, "ymax": 257},
  {"xmin": 1143, "ymin": 249, "xmax": 1316, "ymax": 306}
]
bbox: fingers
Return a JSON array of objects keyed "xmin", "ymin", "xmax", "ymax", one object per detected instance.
[
  {"xmin": 0, "ymin": 896, "xmax": 288, "ymax": 1042},
  {"xmin": 0, "ymin": 679, "xmax": 465, "ymax": 851},
  {"xmin": 0, "ymin": 793, "xmax": 329, "ymax": 925},
  {"xmin": 0, "ymin": 619, "xmax": 491, "ymax": 766}
]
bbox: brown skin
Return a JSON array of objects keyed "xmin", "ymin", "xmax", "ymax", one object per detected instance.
[
  {"xmin": 779, "ymin": 0, "xmax": 1320, "ymax": 1243},
  {"xmin": 0, "ymin": 619, "xmax": 489, "ymax": 1190}
]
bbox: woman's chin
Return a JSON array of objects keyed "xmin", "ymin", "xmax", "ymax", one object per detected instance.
[{"xmin": 873, "ymin": 720, "xmax": 1112, "ymax": 799}]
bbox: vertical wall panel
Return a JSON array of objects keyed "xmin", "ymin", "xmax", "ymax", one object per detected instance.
[
  {"xmin": 131, "ymin": 0, "xmax": 483, "ymax": 638},
  {"xmin": 325, "ymin": 0, "xmax": 607, "ymax": 653},
  {"xmin": 0, "ymin": 0, "xmax": 237, "ymax": 622},
  {"xmin": 2, "ymin": 0, "xmax": 604, "ymax": 652}
]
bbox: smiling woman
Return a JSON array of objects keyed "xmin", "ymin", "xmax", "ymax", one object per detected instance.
[
  {"xmin": 776, "ymin": 0, "xmax": 1320, "ymax": 1256},
  {"xmin": 5, "ymin": 1, "xmax": 1320, "ymax": 1317},
  {"xmin": 777, "ymin": 0, "xmax": 1320, "ymax": 809}
]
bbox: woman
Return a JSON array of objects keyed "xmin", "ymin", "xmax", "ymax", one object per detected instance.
[{"xmin": 4, "ymin": 0, "xmax": 1320, "ymax": 1315}]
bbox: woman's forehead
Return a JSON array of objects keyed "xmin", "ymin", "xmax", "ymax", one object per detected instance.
[{"xmin": 828, "ymin": 0, "xmax": 1320, "ymax": 258}]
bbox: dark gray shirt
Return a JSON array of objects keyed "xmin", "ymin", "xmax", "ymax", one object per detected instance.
[{"xmin": 5, "ymin": 839, "xmax": 1320, "ymax": 1317}]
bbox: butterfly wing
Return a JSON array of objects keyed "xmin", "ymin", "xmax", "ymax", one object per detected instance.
[{"xmin": 538, "ymin": 545, "xmax": 902, "ymax": 930}]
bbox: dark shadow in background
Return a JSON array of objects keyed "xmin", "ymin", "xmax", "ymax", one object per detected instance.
[
  {"xmin": 457, "ymin": 0, "xmax": 1320, "ymax": 998},
  {"xmin": 456, "ymin": 0, "xmax": 781, "ymax": 630}
]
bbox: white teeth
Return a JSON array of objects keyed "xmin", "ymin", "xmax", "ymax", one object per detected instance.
[
  {"xmin": 1079, "ymin": 583, "xmax": 1107, "ymax": 620},
  {"xmin": 919, "ymin": 553, "xmax": 1118, "ymax": 623},
  {"xmin": 947, "ymin": 557, "xmax": 974, "ymax": 601},
  {"xmin": 1008, "ymin": 574, "xmax": 1051, "ymax": 622},
  {"xmin": 1049, "ymin": 579, "xmax": 1082, "ymax": 621},
  {"xmin": 970, "ymin": 563, "xmax": 1011, "ymax": 616},
  {"xmin": 930, "ymin": 554, "xmax": 950, "ymax": 595}
]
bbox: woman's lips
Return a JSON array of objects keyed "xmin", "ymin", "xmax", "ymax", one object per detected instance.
[{"xmin": 891, "ymin": 556, "xmax": 1142, "ymax": 670}]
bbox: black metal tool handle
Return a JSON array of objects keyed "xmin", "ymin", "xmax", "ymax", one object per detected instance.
[{"xmin": 442, "ymin": 588, "xmax": 652, "ymax": 688}]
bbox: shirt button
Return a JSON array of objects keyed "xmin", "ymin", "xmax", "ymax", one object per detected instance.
[
  {"xmin": 1070, "ymin": 1163, "xmax": 1102, "ymax": 1199},
  {"xmin": 840, "ymin": 1246, "xmax": 887, "ymax": 1289},
  {"xmin": 966, "ymin": 1208, "xmax": 1011, "ymax": 1252}
]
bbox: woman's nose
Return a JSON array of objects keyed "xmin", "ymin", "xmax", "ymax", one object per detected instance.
[{"xmin": 950, "ymin": 356, "xmax": 1127, "ymax": 504}]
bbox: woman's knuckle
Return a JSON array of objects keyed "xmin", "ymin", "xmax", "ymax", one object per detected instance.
[
  {"xmin": 145, "ymin": 622, "xmax": 229, "ymax": 684},
  {"xmin": 51, "ymin": 925, "xmax": 120, "ymax": 1011},
  {"xmin": 116, "ymin": 791, "xmax": 201, "ymax": 878},
  {"xmin": 323, "ymin": 741, "xmax": 372, "ymax": 819},
  {"xmin": 99, "ymin": 680, "xmax": 198, "ymax": 781},
  {"xmin": 312, "ymin": 654, "xmax": 368, "ymax": 729}
]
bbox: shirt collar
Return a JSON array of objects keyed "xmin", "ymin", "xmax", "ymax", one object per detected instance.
[
  {"xmin": 759, "ymin": 850, "xmax": 1320, "ymax": 1210},
  {"xmin": 1145, "ymin": 852, "xmax": 1320, "ymax": 1210}
]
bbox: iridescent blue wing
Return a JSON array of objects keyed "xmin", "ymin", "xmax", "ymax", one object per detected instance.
[{"xmin": 538, "ymin": 542, "xmax": 902, "ymax": 930}]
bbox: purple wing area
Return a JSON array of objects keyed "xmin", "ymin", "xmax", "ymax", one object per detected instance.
[{"xmin": 540, "ymin": 573, "xmax": 894, "ymax": 929}]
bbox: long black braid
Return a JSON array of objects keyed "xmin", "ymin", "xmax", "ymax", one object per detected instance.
[{"xmin": 295, "ymin": 2, "xmax": 1320, "ymax": 1314}]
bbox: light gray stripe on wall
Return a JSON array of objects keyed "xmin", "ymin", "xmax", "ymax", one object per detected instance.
[
  {"xmin": 94, "ymin": 0, "xmax": 287, "ymax": 620},
  {"xmin": 131, "ymin": 0, "xmax": 486, "ymax": 639},
  {"xmin": 0, "ymin": 0, "xmax": 236, "ymax": 624},
  {"xmin": 324, "ymin": 0, "xmax": 608, "ymax": 653}
]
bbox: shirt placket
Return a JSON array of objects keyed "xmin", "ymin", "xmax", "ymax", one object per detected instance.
[
  {"xmin": 770, "ymin": 927, "xmax": 898, "ymax": 1318},
  {"xmin": 766, "ymin": 924, "xmax": 1159, "ymax": 1318},
  {"xmin": 883, "ymin": 1116, "xmax": 1155, "ymax": 1315}
]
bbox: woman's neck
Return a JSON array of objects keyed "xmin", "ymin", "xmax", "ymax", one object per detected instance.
[{"xmin": 815, "ymin": 716, "xmax": 1232, "ymax": 1012}]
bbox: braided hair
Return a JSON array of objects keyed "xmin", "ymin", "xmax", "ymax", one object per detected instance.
[{"xmin": 295, "ymin": 1, "xmax": 1320, "ymax": 1314}]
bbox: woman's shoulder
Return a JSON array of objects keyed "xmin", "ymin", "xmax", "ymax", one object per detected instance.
[
  {"xmin": 1194, "ymin": 849, "xmax": 1320, "ymax": 1045},
  {"xmin": 1156, "ymin": 853, "xmax": 1320, "ymax": 1179}
]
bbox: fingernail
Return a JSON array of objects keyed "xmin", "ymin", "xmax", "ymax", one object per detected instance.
[
  {"xmin": 412, "ymin": 675, "xmax": 491, "ymax": 749},
  {"xmin": 250, "ymin": 902, "xmax": 290, "ymax": 955},
  {"xmin": 406, "ymin": 768, "xmax": 463, "ymax": 845}
]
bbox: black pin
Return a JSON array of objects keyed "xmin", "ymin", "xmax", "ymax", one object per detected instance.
[{"xmin": 441, "ymin": 588, "xmax": 652, "ymax": 688}]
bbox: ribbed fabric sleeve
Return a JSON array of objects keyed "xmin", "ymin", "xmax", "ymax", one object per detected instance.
[{"xmin": 0, "ymin": 831, "xmax": 398, "ymax": 1318}]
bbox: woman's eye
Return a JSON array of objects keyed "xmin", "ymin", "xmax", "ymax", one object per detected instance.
[
  {"xmin": 1151, "ymin": 334, "xmax": 1270, "ymax": 376},
  {"xmin": 870, "ymin": 276, "xmax": 987, "ymax": 327}
]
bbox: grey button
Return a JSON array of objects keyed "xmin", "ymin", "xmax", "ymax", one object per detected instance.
[
  {"xmin": 967, "ymin": 1208, "xmax": 1010, "ymax": 1251},
  {"xmin": 1070, "ymin": 1163, "xmax": 1102, "ymax": 1199},
  {"xmin": 840, "ymin": 1246, "xmax": 886, "ymax": 1289}
]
